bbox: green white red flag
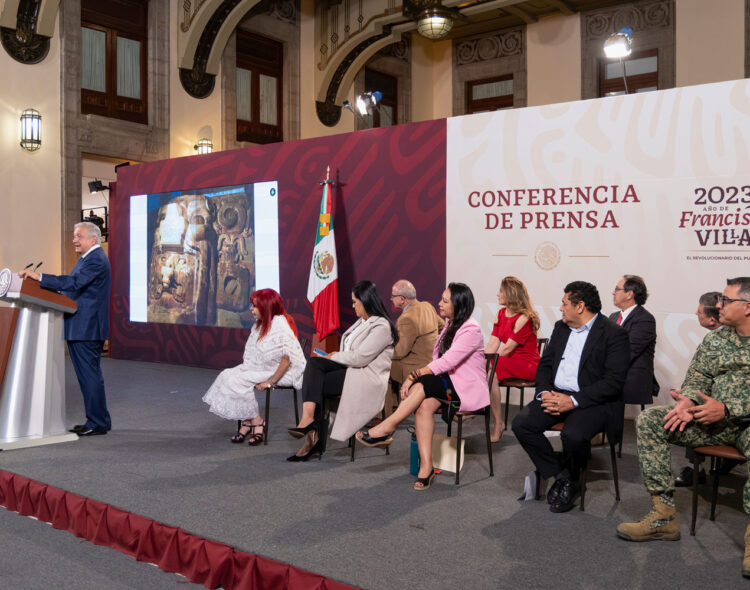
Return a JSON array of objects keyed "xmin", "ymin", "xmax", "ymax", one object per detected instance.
[{"xmin": 307, "ymin": 175, "xmax": 340, "ymax": 340}]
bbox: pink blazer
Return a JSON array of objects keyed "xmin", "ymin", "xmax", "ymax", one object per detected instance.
[{"xmin": 427, "ymin": 317, "xmax": 489, "ymax": 411}]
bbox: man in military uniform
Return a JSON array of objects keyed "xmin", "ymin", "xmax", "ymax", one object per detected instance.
[{"xmin": 617, "ymin": 277, "xmax": 750, "ymax": 577}]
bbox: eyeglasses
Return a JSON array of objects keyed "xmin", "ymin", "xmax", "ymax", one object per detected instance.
[
  {"xmin": 613, "ymin": 287, "xmax": 625, "ymax": 292},
  {"xmin": 390, "ymin": 294, "xmax": 404, "ymax": 300},
  {"xmin": 719, "ymin": 295, "xmax": 750, "ymax": 306}
]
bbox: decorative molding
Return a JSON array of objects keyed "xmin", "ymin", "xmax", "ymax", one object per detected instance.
[
  {"xmin": 378, "ymin": 36, "xmax": 409, "ymax": 62},
  {"xmin": 317, "ymin": 24, "xmax": 393, "ymax": 126},
  {"xmin": 180, "ymin": 0, "xmax": 243, "ymax": 98},
  {"xmin": 582, "ymin": 0, "xmax": 671, "ymax": 41},
  {"xmin": 316, "ymin": 100, "xmax": 342, "ymax": 127},
  {"xmin": 181, "ymin": 0, "xmax": 210, "ymax": 33},
  {"xmin": 452, "ymin": 26, "xmax": 527, "ymax": 117},
  {"xmin": 0, "ymin": 0, "xmax": 50, "ymax": 64},
  {"xmin": 455, "ymin": 28, "xmax": 523, "ymax": 67}
]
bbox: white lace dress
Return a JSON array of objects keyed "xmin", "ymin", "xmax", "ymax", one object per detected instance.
[{"xmin": 202, "ymin": 315, "xmax": 306, "ymax": 420}]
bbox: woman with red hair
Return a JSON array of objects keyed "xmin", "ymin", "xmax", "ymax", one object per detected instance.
[{"xmin": 202, "ymin": 289, "xmax": 306, "ymax": 445}]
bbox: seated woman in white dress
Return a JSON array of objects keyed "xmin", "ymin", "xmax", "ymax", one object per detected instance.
[{"xmin": 202, "ymin": 288, "xmax": 306, "ymax": 445}]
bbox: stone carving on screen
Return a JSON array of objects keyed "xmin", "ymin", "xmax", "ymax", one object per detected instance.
[{"xmin": 147, "ymin": 192, "xmax": 255, "ymax": 328}]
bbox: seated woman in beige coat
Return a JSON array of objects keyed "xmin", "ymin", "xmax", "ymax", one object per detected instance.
[{"xmin": 287, "ymin": 280, "xmax": 398, "ymax": 461}]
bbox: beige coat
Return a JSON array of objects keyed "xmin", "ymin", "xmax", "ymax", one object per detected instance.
[
  {"xmin": 390, "ymin": 300, "xmax": 444, "ymax": 383},
  {"xmin": 328, "ymin": 316, "xmax": 394, "ymax": 441}
]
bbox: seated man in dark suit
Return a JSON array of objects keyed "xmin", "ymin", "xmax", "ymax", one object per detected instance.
[
  {"xmin": 512, "ymin": 281, "xmax": 629, "ymax": 513},
  {"xmin": 610, "ymin": 275, "xmax": 659, "ymax": 408}
]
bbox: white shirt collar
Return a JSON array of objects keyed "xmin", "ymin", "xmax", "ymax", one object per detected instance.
[{"xmin": 81, "ymin": 244, "xmax": 101, "ymax": 259}]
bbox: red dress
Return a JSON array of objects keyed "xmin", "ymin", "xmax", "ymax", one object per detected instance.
[{"xmin": 491, "ymin": 308, "xmax": 540, "ymax": 382}]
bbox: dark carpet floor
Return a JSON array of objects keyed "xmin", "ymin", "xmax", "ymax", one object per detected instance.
[{"xmin": 0, "ymin": 357, "xmax": 748, "ymax": 589}]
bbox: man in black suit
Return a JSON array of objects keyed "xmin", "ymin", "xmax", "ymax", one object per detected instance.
[
  {"xmin": 609, "ymin": 275, "xmax": 659, "ymax": 407},
  {"xmin": 512, "ymin": 281, "xmax": 629, "ymax": 513}
]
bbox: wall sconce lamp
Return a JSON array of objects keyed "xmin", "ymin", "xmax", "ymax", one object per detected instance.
[
  {"xmin": 604, "ymin": 27, "xmax": 633, "ymax": 94},
  {"xmin": 20, "ymin": 108, "xmax": 42, "ymax": 152},
  {"xmin": 194, "ymin": 138, "xmax": 213, "ymax": 154}
]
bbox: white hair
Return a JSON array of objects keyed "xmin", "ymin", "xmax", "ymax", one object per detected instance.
[{"xmin": 75, "ymin": 221, "xmax": 102, "ymax": 244}]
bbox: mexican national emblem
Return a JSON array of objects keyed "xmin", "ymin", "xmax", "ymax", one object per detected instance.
[
  {"xmin": 0, "ymin": 268, "xmax": 11, "ymax": 297},
  {"xmin": 313, "ymin": 251, "xmax": 335, "ymax": 279},
  {"xmin": 534, "ymin": 242, "xmax": 560, "ymax": 271}
]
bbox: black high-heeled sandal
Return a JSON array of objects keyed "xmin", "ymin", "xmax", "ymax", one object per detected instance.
[
  {"xmin": 414, "ymin": 469, "xmax": 435, "ymax": 491},
  {"xmin": 356, "ymin": 430, "xmax": 393, "ymax": 448},
  {"xmin": 287, "ymin": 423, "xmax": 316, "ymax": 439},
  {"xmin": 247, "ymin": 421, "xmax": 266, "ymax": 446},
  {"xmin": 231, "ymin": 420, "xmax": 253, "ymax": 443}
]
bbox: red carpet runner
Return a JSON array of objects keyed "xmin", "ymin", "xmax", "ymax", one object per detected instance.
[{"xmin": 0, "ymin": 470, "xmax": 357, "ymax": 590}]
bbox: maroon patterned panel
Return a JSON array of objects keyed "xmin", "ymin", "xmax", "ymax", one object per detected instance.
[{"xmin": 110, "ymin": 120, "xmax": 447, "ymax": 369}]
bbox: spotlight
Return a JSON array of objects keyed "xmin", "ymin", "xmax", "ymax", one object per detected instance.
[
  {"xmin": 88, "ymin": 180, "xmax": 110, "ymax": 193},
  {"xmin": 355, "ymin": 91, "xmax": 382, "ymax": 116},
  {"xmin": 604, "ymin": 27, "xmax": 633, "ymax": 59}
]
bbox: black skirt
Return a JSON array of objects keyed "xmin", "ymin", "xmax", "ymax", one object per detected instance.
[{"xmin": 414, "ymin": 373, "xmax": 461, "ymax": 424}]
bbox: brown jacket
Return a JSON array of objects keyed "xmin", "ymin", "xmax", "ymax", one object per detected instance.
[{"xmin": 390, "ymin": 300, "xmax": 444, "ymax": 382}]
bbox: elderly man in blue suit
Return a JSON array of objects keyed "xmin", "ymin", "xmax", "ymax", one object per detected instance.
[{"xmin": 20, "ymin": 221, "xmax": 111, "ymax": 436}]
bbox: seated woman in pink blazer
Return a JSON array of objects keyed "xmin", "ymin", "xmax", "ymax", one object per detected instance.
[{"xmin": 355, "ymin": 282, "xmax": 488, "ymax": 490}]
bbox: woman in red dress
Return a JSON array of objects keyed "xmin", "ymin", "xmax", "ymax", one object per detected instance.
[{"xmin": 485, "ymin": 276, "xmax": 540, "ymax": 442}]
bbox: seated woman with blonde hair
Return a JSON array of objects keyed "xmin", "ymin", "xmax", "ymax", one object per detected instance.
[
  {"xmin": 486, "ymin": 275, "xmax": 540, "ymax": 442},
  {"xmin": 202, "ymin": 288, "xmax": 306, "ymax": 445},
  {"xmin": 355, "ymin": 282, "xmax": 488, "ymax": 491}
]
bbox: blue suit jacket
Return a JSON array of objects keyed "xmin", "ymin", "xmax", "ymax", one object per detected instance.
[{"xmin": 40, "ymin": 247, "xmax": 111, "ymax": 341}]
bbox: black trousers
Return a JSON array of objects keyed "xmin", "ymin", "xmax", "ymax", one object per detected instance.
[
  {"xmin": 511, "ymin": 398, "xmax": 608, "ymax": 480},
  {"xmin": 301, "ymin": 357, "xmax": 347, "ymax": 421}
]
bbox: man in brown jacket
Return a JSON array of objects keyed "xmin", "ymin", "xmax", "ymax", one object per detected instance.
[{"xmin": 387, "ymin": 280, "xmax": 444, "ymax": 415}]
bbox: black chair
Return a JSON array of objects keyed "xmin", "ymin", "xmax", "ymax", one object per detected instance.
[
  {"xmin": 237, "ymin": 337, "xmax": 307, "ymax": 445},
  {"xmin": 534, "ymin": 422, "xmax": 620, "ymax": 511},
  {"xmin": 438, "ymin": 353, "xmax": 498, "ymax": 485},
  {"xmin": 690, "ymin": 444, "xmax": 746, "ymax": 536},
  {"xmin": 499, "ymin": 337, "xmax": 549, "ymax": 425},
  {"xmin": 322, "ymin": 394, "xmax": 388, "ymax": 462}
]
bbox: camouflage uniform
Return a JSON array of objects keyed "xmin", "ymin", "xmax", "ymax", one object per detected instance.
[{"xmin": 635, "ymin": 327, "xmax": 750, "ymax": 512}]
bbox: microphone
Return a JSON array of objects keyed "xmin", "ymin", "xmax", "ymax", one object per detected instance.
[{"xmin": 33, "ymin": 262, "xmax": 42, "ymax": 272}]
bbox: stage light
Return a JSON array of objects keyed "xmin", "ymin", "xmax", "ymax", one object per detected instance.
[
  {"xmin": 88, "ymin": 180, "xmax": 110, "ymax": 193},
  {"xmin": 417, "ymin": 8, "xmax": 453, "ymax": 40},
  {"xmin": 194, "ymin": 138, "xmax": 213, "ymax": 154},
  {"xmin": 355, "ymin": 92, "xmax": 382, "ymax": 116},
  {"xmin": 20, "ymin": 108, "xmax": 41, "ymax": 152},
  {"xmin": 604, "ymin": 27, "xmax": 633, "ymax": 59}
]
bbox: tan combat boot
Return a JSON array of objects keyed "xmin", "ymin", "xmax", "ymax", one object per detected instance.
[
  {"xmin": 743, "ymin": 523, "xmax": 750, "ymax": 578},
  {"xmin": 616, "ymin": 495, "xmax": 680, "ymax": 541}
]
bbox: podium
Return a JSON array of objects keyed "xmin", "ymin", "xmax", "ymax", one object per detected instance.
[{"xmin": 0, "ymin": 269, "xmax": 79, "ymax": 450}]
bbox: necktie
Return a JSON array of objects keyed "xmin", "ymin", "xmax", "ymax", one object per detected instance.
[{"xmin": 616, "ymin": 313, "xmax": 623, "ymax": 325}]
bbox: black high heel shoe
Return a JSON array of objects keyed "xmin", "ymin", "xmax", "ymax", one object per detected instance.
[
  {"xmin": 287, "ymin": 423, "xmax": 316, "ymax": 439},
  {"xmin": 287, "ymin": 431, "xmax": 324, "ymax": 462}
]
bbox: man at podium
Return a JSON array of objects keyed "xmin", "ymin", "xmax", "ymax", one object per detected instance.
[{"xmin": 19, "ymin": 221, "xmax": 112, "ymax": 436}]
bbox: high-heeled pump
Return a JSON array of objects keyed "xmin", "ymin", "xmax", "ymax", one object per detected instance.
[
  {"xmin": 287, "ymin": 423, "xmax": 316, "ymax": 439},
  {"xmin": 286, "ymin": 436, "xmax": 324, "ymax": 462}
]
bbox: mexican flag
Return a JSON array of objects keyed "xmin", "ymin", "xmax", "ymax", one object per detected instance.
[{"xmin": 307, "ymin": 179, "xmax": 340, "ymax": 340}]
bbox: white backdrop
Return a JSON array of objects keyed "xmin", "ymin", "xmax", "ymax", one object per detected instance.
[{"xmin": 446, "ymin": 79, "xmax": 750, "ymax": 406}]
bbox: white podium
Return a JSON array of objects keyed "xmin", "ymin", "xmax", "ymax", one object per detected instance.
[{"xmin": 0, "ymin": 269, "xmax": 79, "ymax": 450}]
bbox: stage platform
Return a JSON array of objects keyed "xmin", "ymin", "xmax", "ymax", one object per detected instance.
[{"xmin": 1, "ymin": 357, "xmax": 747, "ymax": 589}]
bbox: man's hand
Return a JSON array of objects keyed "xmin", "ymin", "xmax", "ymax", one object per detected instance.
[
  {"xmin": 686, "ymin": 391, "xmax": 726, "ymax": 425},
  {"xmin": 541, "ymin": 391, "xmax": 574, "ymax": 415},
  {"xmin": 663, "ymin": 389, "xmax": 696, "ymax": 432},
  {"xmin": 18, "ymin": 270, "xmax": 40, "ymax": 281}
]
